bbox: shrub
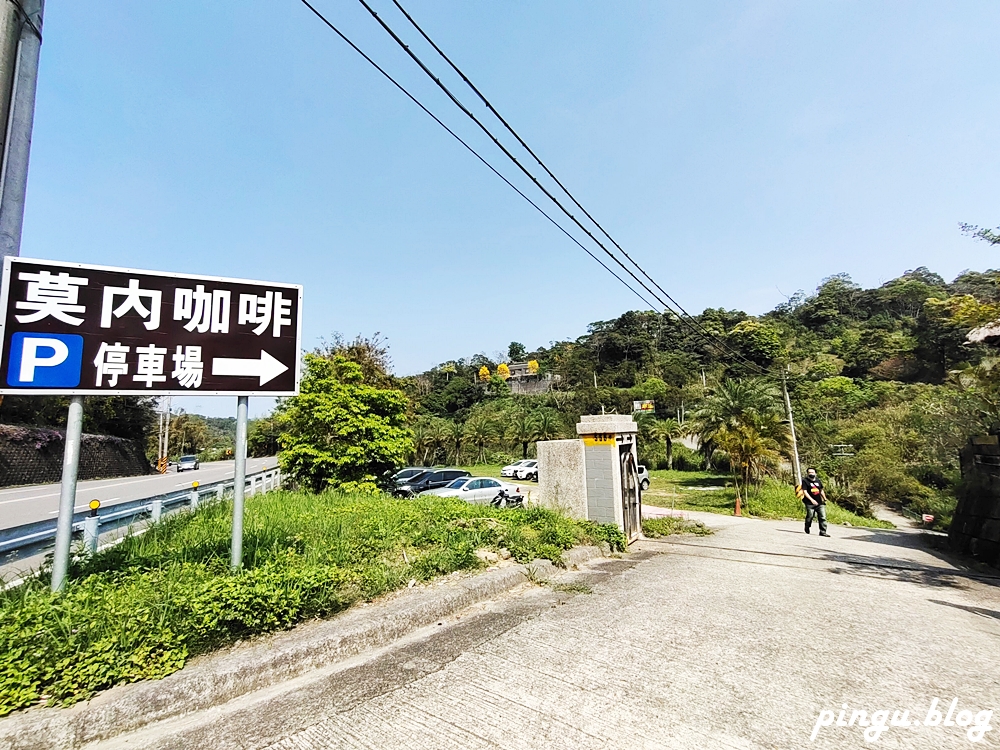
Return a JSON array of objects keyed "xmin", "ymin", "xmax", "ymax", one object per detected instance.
[{"xmin": 671, "ymin": 445, "xmax": 702, "ymax": 472}]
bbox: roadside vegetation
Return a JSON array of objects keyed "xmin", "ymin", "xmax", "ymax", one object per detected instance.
[
  {"xmin": 641, "ymin": 516, "xmax": 713, "ymax": 537},
  {"xmin": 392, "ymin": 266, "xmax": 1000, "ymax": 527},
  {"xmin": 0, "ymin": 490, "xmax": 626, "ymax": 717},
  {"xmin": 643, "ymin": 470, "xmax": 893, "ymax": 529}
]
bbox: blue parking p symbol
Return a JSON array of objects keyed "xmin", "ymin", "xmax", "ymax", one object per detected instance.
[{"xmin": 6, "ymin": 332, "xmax": 84, "ymax": 387}]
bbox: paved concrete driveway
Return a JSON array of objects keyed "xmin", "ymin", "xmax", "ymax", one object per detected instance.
[{"xmin": 104, "ymin": 510, "xmax": 1000, "ymax": 750}]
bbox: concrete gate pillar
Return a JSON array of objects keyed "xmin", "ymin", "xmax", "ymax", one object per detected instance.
[{"xmin": 536, "ymin": 414, "xmax": 642, "ymax": 543}]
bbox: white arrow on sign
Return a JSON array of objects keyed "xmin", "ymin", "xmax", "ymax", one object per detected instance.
[{"xmin": 211, "ymin": 350, "xmax": 289, "ymax": 386}]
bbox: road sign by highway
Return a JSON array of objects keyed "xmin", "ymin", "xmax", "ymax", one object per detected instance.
[{"xmin": 0, "ymin": 257, "xmax": 302, "ymax": 396}]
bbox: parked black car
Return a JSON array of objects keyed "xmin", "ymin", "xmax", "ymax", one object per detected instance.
[
  {"xmin": 393, "ymin": 467, "xmax": 429, "ymax": 483},
  {"xmin": 394, "ymin": 468, "xmax": 470, "ymax": 497}
]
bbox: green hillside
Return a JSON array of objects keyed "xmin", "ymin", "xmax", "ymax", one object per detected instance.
[{"xmin": 398, "ymin": 267, "xmax": 1000, "ymax": 527}]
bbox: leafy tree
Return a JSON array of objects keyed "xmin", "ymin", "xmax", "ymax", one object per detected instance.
[
  {"xmin": 247, "ymin": 415, "xmax": 282, "ymax": 458},
  {"xmin": 0, "ymin": 395, "xmax": 156, "ymax": 442},
  {"xmin": 960, "ymin": 223, "xmax": 1000, "ymax": 246},
  {"xmin": 419, "ymin": 376, "xmax": 483, "ymax": 417},
  {"xmin": 496, "ymin": 363, "xmax": 511, "ymax": 380},
  {"xmin": 315, "ymin": 333, "xmax": 395, "ymax": 388},
  {"xmin": 797, "ymin": 274, "xmax": 863, "ymax": 330},
  {"xmin": 527, "ymin": 359, "xmax": 540, "ymax": 375},
  {"xmin": 486, "ymin": 374, "xmax": 511, "ymax": 397},
  {"xmin": 508, "ymin": 342, "xmax": 527, "ymax": 361},
  {"xmin": 478, "ymin": 365, "xmax": 490, "ymax": 382},
  {"xmin": 278, "ymin": 353, "xmax": 411, "ymax": 493},
  {"xmin": 726, "ymin": 319, "xmax": 784, "ymax": 366}
]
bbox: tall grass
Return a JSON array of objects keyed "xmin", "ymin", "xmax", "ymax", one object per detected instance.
[
  {"xmin": 645, "ymin": 471, "xmax": 893, "ymax": 529},
  {"xmin": 0, "ymin": 491, "xmax": 625, "ymax": 716}
]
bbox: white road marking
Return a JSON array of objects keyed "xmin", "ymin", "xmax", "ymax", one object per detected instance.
[
  {"xmin": 0, "ymin": 462, "xmax": 264, "ymax": 501},
  {"xmin": 0, "ymin": 462, "xmax": 268, "ymax": 511}
]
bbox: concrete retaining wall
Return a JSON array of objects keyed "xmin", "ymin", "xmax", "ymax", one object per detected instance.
[
  {"xmin": 0, "ymin": 425, "xmax": 151, "ymax": 488},
  {"xmin": 949, "ymin": 435, "xmax": 1000, "ymax": 567}
]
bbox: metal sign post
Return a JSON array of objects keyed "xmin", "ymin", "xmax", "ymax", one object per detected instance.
[
  {"xmin": 50, "ymin": 394, "xmax": 82, "ymax": 592},
  {"xmin": 231, "ymin": 395, "xmax": 249, "ymax": 570},
  {"xmin": 0, "ymin": 257, "xmax": 302, "ymax": 590}
]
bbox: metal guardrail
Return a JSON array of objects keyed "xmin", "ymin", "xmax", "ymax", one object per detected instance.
[{"xmin": 0, "ymin": 467, "xmax": 282, "ymax": 556}]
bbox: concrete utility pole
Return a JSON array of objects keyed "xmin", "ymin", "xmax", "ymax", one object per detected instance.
[
  {"xmin": 0, "ymin": 0, "xmax": 43, "ymax": 276},
  {"xmin": 782, "ymin": 368, "xmax": 802, "ymax": 488}
]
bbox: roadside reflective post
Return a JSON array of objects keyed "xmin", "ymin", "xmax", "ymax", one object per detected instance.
[
  {"xmin": 83, "ymin": 499, "xmax": 100, "ymax": 555},
  {"xmin": 51, "ymin": 395, "xmax": 84, "ymax": 592},
  {"xmin": 189, "ymin": 481, "xmax": 200, "ymax": 511},
  {"xmin": 231, "ymin": 396, "xmax": 248, "ymax": 570}
]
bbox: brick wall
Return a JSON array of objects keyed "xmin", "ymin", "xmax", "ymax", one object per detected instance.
[
  {"xmin": 584, "ymin": 443, "xmax": 618, "ymax": 526},
  {"xmin": 0, "ymin": 425, "xmax": 152, "ymax": 488},
  {"xmin": 949, "ymin": 436, "xmax": 1000, "ymax": 567}
]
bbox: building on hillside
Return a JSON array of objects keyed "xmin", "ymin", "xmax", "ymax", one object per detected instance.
[{"xmin": 507, "ymin": 361, "xmax": 560, "ymax": 395}]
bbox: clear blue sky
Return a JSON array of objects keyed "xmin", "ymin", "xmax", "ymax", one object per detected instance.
[{"xmin": 21, "ymin": 1, "xmax": 1000, "ymax": 417}]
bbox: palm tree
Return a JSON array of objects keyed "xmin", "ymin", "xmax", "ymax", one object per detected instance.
[
  {"xmin": 464, "ymin": 416, "xmax": 496, "ymax": 464},
  {"xmin": 424, "ymin": 418, "xmax": 450, "ymax": 464},
  {"xmin": 692, "ymin": 378, "xmax": 786, "ymax": 469},
  {"xmin": 715, "ymin": 423, "xmax": 783, "ymax": 492},
  {"xmin": 507, "ymin": 410, "xmax": 536, "ymax": 459},
  {"xmin": 446, "ymin": 420, "xmax": 465, "ymax": 464},
  {"xmin": 410, "ymin": 420, "xmax": 429, "ymax": 464},
  {"xmin": 645, "ymin": 417, "xmax": 685, "ymax": 470},
  {"xmin": 531, "ymin": 409, "xmax": 563, "ymax": 443}
]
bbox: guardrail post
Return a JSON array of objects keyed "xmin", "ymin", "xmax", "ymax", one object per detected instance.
[
  {"xmin": 217, "ymin": 485, "xmax": 225, "ymax": 502},
  {"xmin": 151, "ymin": 497, "xmax": 163, "ymax": 523},
  {"xmin": 189, "ymin": 482, "xmax": 200, "ymax": 511}
]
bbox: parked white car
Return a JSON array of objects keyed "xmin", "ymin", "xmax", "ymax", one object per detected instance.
[
  {"xmin": 420, "ymin": 476, "xmax": 527, "ymax": 506},
  {"xmin": 638, "ymin": 464, "xmax": 650, "ymax": 491},
  {"xmin": 513, "ymin": 460, "xmax": 538, "ymax": 481},
  {"xmin": 501, "ymin": 459, "xmax": 533, "ymax": 478}
]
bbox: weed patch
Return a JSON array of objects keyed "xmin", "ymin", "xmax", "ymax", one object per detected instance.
[
  {"xmin": 641, "ymin": 516, "xmax": 713, "ymax": 538},
  {"xmin": 0, "ymin": 491, "xmax": 623, "ymax": 716}
]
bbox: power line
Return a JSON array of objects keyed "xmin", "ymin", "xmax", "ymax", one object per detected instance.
[
  {"xmin": 354, "ymin": 0, "xmax": 669, "ymax": 312},
  {"xmin": 297, "ymin": 0, "xmax": 660, "ymax": 312},
  {"xmin": 355, "ymin": 0, "xmax": 766, "ymax": 374},
  {"xmin": 388, "ymin": 0, "xmax": 710, "ymax": 332},
  {"xmin": 298, "ymin": 0, "xmax": 765, "ymax": 374}
]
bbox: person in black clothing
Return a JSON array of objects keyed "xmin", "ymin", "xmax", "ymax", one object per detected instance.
[{"xmin": 799, "ymin": 467, "xmax": 830, "ymax": 536}]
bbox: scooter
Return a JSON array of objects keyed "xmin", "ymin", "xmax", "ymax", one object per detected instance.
[{"xmin": 491, "ymin": 488, "xmax": 524, "ymax": 508}]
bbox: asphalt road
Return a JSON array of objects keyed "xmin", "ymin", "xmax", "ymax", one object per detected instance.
[{"xmin": 0, "ymin": 457, "xmax": 276, "ymax": 530}]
